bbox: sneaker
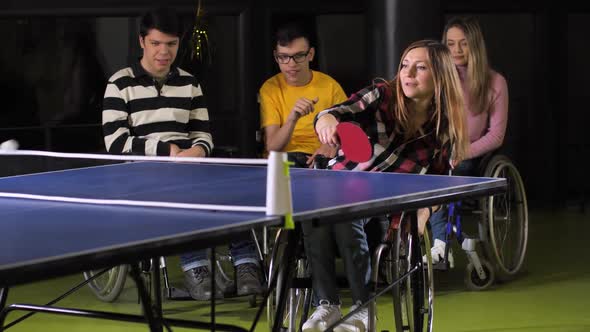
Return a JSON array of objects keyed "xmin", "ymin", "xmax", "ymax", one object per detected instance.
[
  {"xmin": 302, "ymin": 300, "xmax": 342, "ymax": 332},
  {"xmin": 183, "ymin": 266, "xmax": 223, "ymax": 301},
  {"xmin": 235, "ymin": 263, "xmax": 263, "ymax": 296},
  {"xmin": 333, "ymin": 301, "xmax": 368, "ymax": 332},
  {"xmin": 423, "ymin": 239, "xmax": 454, "ymax": 268}
]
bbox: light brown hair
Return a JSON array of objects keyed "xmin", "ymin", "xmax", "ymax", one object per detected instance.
[
  {"xmin": 389, "ymin": 40, "xmax": 469, "ymax": 162},
  {"xmin": 443, "ymin": 16, "xmax": 491, "ymax": 115}
]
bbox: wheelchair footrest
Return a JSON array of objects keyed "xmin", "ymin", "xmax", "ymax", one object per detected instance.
[{"xmin": 432, "ymin": 261, "xmax": 450, "ymax": 271}]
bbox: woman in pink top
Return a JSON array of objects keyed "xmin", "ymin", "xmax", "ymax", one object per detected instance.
[{"xmin": 428, "ymin": 16, "xmax": 509, "ymax": 265}]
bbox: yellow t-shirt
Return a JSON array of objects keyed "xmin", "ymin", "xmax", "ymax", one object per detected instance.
[{"xmin": 259, "ymin": 70, "xmax": 347, "ymax": 155}]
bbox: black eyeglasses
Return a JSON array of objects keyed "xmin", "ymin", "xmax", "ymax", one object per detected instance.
[{"xmin": 274, "ymin": 50, "xmax": 310, "ymax": 64}]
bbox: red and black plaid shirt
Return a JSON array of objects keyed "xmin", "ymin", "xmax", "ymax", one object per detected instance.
[{"xmin": 316, "ymin": 82, "xmax": 452, "ymax": 175}]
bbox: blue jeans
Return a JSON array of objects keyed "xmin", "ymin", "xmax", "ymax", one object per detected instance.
[
  {"xmin": 301, "ymin": 218, "xmax": 373, "ymax": 305},
  {"xmin": 180, "ymin": 238, "xmax": 259, "ymax": 271},
  {"xmin": 431, "ymin": 158, "xmax": 478, "ymax": 242}
]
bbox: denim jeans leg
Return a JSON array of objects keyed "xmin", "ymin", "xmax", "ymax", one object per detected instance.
[
  {"xmin": 301, "ymin": 221, "xmax": 340, "ymax": 304},
  {"xmin": 230, "ymin": 238, "xmax": 260, "ymax": 266},
  {"xmin": 333, "ymin": 219, "xmax": 371, "ymax": 303},
  {"xmin": 430, "ymin": 208, "xmax": 448, "ymax": 242},
  {"xmin": 179, "ymin": 249, "xmax": 209, "ymax": 272}
]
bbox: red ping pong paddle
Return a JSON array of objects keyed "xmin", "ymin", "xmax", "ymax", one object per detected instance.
[{"xmin": 336, "ymin": 122, "xmax": 372, "ymax": 163}]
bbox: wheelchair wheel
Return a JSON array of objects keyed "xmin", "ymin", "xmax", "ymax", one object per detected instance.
[
  {"xmin": 83, "ymin": 265, "xmax": 128, "ymax": 302},
  {"xmin": 392, "ymin": 216, "xmax": 434, "ymax": 332},
  {"xmin": 267, "ymin": 229, "xmax": 311, "ymax": 332},
  {"xmin": 464, "ymin": 259, "xmax": 495, "ymax": 291},
  {"xmin": 479, "ymin": 155, "xmax": 528, "ymax": 279}
]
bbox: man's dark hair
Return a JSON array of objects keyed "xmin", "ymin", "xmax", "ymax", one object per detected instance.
[
  {"xmin": 139, "ymin": 7, "xmax": 181, "ymax": 38},
  {"xmin": 274, "ymin": 22, "xmax": 312, "ymax": 48}
]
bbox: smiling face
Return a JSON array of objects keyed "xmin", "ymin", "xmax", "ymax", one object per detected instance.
[
  {"xmin": 399, "ymin": 47, "xmax": 434, "ymax": 102},
  {"xmin": 445, "ymin": 26, "xmax": 469, "ymax": 66},
  {"xmin": 274, "ymin": 37, "xmax": 314, "ymax": 86},
  {"xmin": 139, "ymin": 28, "xmax": 179, "ymax": 78}
]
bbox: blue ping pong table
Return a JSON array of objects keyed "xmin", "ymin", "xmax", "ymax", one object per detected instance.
[{"xmin": 0, "ymin": 161, "xmax": 505, "ymax": 332}]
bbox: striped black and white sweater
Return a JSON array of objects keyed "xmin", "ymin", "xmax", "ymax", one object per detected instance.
[{"xmin": 102, "ymin": 61, "xmax": 213, "ymax": 156}]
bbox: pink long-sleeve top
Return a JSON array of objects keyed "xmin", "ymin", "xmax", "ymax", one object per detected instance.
[{"xmin": 456, "ymin": 65, "xmax": 509, "ymax": 159}]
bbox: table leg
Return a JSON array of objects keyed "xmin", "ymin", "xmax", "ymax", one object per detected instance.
[
  {"xmin": 409, "ymin": 210, "xmax": 424, "ymax": 332},
  {"xmin": 0, "ymin": 287, "xmax": 8, "ymax": 331},
  {"xmin": 211, "ymin": 247, "xmax": 216, "ymax": 332},
  {"xmin": 0, "ymin": 288, "xmax": 7, "ymax": 310},
  {"xmin": 129, "ymin": 263, "xmax": 164, "ymax": 332},
  {"xmin": 272, "ymin": 228, "xmax": 298, "ymax": 332}
]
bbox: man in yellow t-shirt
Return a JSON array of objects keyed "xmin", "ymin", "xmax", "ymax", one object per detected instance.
[{"xmin": 259, "ymin": 22, "xmax": 347, "ymax": 168}]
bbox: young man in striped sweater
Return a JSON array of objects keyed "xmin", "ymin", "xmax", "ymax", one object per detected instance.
[{"xmin": 102, "ymin": 7, "xmax": 262, "ymax": 301}]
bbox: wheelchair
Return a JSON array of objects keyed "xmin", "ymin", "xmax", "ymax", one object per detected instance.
[
  {"xmin": 370, "ymin": 212, "xmax": 434, "ymax": 332},
  {"xmin": 260, "ymin": 154, "xmax": 435, "ymax": 332},
  {"xmin": 265, "ymin": 212, "xmax": 433, "ymax": 332},
  {"xmin": 83, "ymin": 256, "xmax": 237, "ymax": 302},
  {"xmin": 430, "ymin": 153, "xmax": 528, "ymax": 290},
  {"xmin": 83, "ymin": 230, "xmax": 263, "ymax": 306}
]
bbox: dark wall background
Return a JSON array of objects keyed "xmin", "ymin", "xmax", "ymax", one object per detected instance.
[{"xmin": 0, "ymin": 0, "xmax": 587, "ymax": 209}]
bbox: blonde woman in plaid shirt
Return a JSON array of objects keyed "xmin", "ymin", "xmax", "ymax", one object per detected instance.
[{"xmin": 301, "ymin": 40, "xmax": 468, "ymax": 332}]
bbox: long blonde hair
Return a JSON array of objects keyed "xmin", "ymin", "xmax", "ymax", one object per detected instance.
[
  {"xmin": 389, "ymin": 40, "xmax": 469, "ymax": 162},
  {"xmin": 443, "ymin": 16, "xmax": 491, "ymax": 115}
]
